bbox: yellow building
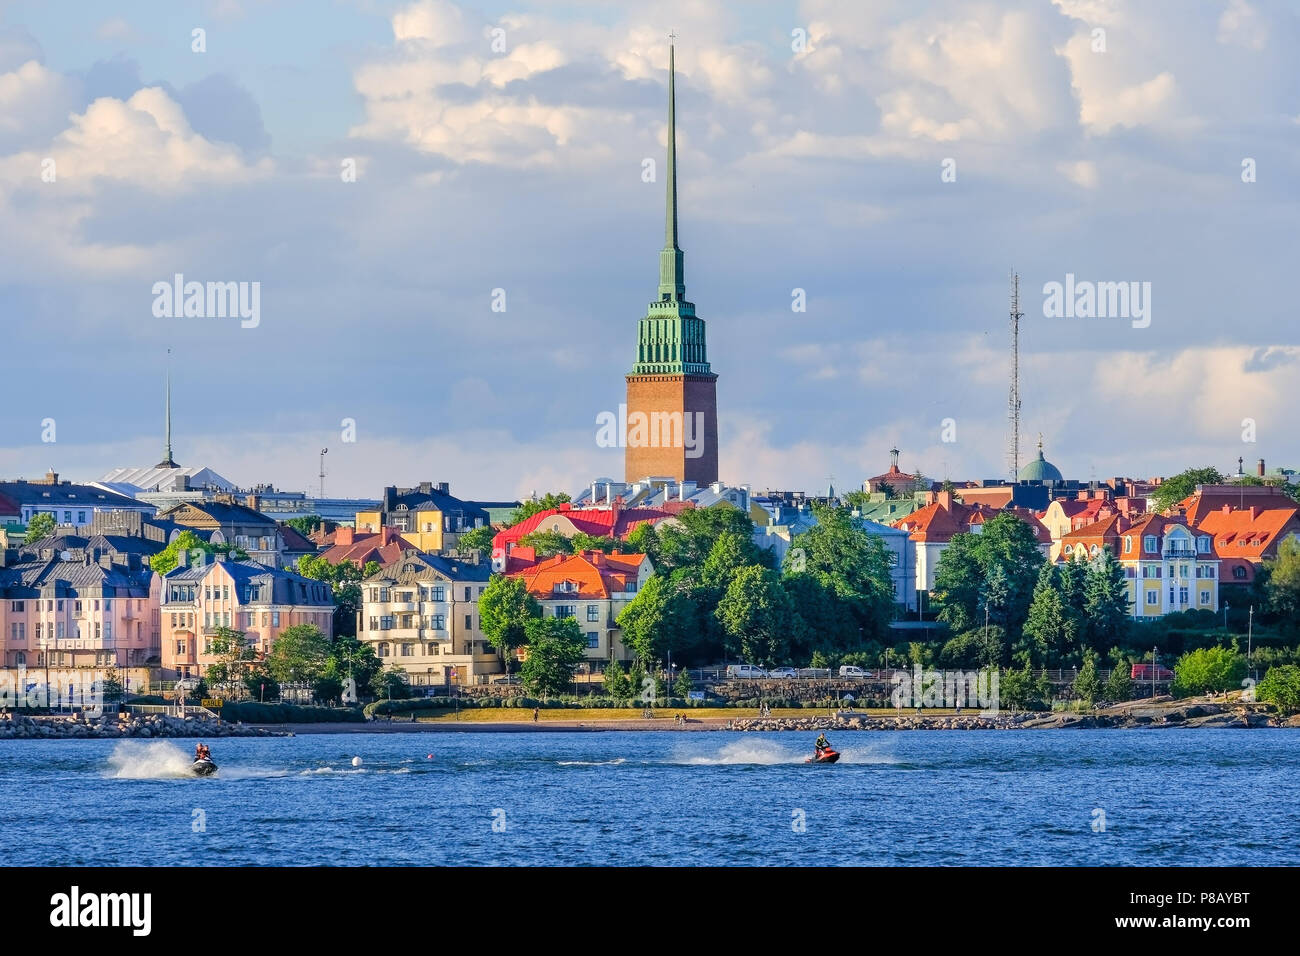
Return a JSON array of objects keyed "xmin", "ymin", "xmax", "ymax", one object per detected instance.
[{"xmin": 355, "ymin": 482, "xmax": 516, "ymax": 554}]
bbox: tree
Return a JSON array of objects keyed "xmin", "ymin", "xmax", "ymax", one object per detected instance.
[
  {"xmin": 932, "ymin": 533, "xmax": 984, "ymax": 633},
  {"xmin": 673, "ymin": 667, "xmax": 693, "ymax": 698},
  {"xmin": 284, "ymin": 516, "xmax": 321, "ymax": 537},
  {"xmin": 782, "ymin": 571, "xmax": 856, "ymax": 664},
  {"xmin": 149, "ymin": 530, "xmax": 247, "ymax": 574},
  {"xmin": 520, "ymin": 617, "xmax": 587, "ymax": 696},
  {"xmin": 603, "ymin": 659, "xmax": 631, "ymax": 699},
  {"xmin": 371, "ymin": 664, "xmax": 410, "ymax": 700},
  {"xmin": 509, "ymin": 492, "xmax": 571, "ymax": 526},
  {"xmin": 1257, "ymin": 664, "xmax": 1300, "ymax": 715},
  {"xmin": 478, "ymin": 575, "xmax": 541, "ymax": 672},
  {"xmin": 1000, "ymin": 664, "xmax": 1050, "ymax": 711},
  {"xmin": 1104, "ymin": 661, "xmax": 1133, "ymax": 703},
  {"xmin": 786, "ymin": 505, "xmax": 895, "ymax": 642},
  {"xmin": 1265, "ymin": 537, "xmax": 1300, "ymax": 637},
  {"xmin": 1022, "ymin": 563, "xmax": 1067, "ymax": 667},
  {"xmin": 1171, "ymin": 646, "xmax": 1246, "ymax": 697},
  {"xmin": 940, "ymin": 627, "xmax": 1005, "ymax": 668},
  {"xmin": 324, "ymin": 635, "xmax": 382, "ymax": 701},
  {"xmin": 266, "ymin": 624, "xmax": 331, "ymax": 684},
  {"xmin": 715, "ymin": 564, "xmax": 796, "ymax": 666},
  {"xmin": 456, "ymin": 524, "xmax": 497, "ymax": 555},
  {"xmin": 569, "ymin": 532, "xmax": 619, "ymax": 554},
  {"xmin": 517, "ymin": 530, "xmax": 574, "ymax": 558},
  {"xmin": 297, "ymin": 556, "xmax": 360, "ymax": 637},
  {"xmin": 243, "ymin": 664, "xmax": 279, "ymax": 701},
  {"xmin": 1151, "ymin": 466, "xmax": 1224, "ymax": 514},
  {"xmin": 1083, "ymin": 551, "xmax": 1131, "ymax": 653},
  {"xmin": 616, "ymin": 572, "xmax": 705, "ymax": 664},
  {"xmin": 23, "ymin": 512, "xmax": 56, "ymax": 542},
  {"xmin": 1072, "ymin": 651, "xmax": 1101, "ymax": 706},
  {"xmin": 205, "ymin": 627, "xmax": 256, "ymax": 691}
]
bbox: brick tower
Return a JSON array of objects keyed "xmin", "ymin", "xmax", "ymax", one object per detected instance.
[{"xmin": 624, "ymin": 41, "xmax": 719, "ymax": 484}]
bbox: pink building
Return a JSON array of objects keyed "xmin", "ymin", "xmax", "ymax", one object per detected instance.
[
  {"xmin": 1, "ymin": 551, "xmax": 156, "ymax": 669},
  {"xmin": 154, "ymin": 554, "xmax": 334, "ymax": 680}
]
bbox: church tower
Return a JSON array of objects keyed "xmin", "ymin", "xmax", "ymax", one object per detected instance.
[{"xmin": 624, "ymin": 41, "xmax": 719, "ymax": 484}]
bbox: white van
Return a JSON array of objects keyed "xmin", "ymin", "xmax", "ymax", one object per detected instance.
[
  {"xmin": 838, "ymin": 665, "xmax": 870, "ymax": 678},
  {"xmin": 726, "ymin": 664, "xmax": 768, "ymax": 679}
]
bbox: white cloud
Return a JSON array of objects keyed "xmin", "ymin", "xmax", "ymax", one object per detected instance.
[{"xmin": 1217, "ymin": 0, "xmax": 1268, "ymax": 50}]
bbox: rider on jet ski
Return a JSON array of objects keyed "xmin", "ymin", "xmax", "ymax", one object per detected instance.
[
  {"xmin": 194, "ymin": 742, "xmax": 212, "ymax": 762},
  {"xmin": 814, "ymin": 733, "xmax": 831, "ymax": 755}
]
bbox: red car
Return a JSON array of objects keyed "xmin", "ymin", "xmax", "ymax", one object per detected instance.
[{"xmin": 1131, "ymin": 663, "xmax": 1174, "ymax": 681}]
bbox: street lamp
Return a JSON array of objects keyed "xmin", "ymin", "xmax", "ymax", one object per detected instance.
[{"xmin": 1223, "ymin": 602, "xmax": 1230, "ymax": 632}]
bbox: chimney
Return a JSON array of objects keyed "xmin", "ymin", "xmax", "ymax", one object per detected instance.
[
  {"xmin": 1250, "ymin": 506, "xmax": 1259, "ymax": 520},
  {"xmin": 1222, "ymin": 503, "xmax": 1231, "ymax": 515},
  {"xmin": 591, "ymin": 481, "xmax": 598, "ymax": 501},
  {"xmin": 1258, "ymin": 458, "xmax": 1266, "ymax": 478},
  {"xmin": 591, "ymin": 551, "xmax": 605, "ymax": 567},
  {"xmin": 336, "ymin": 527, "xmax": 354, "ymax": 546},
  {"xmin": 937, "ymin": 490, "xmax": 953, "ymax": 510},
  {"xmin": 436, "ymin": 482, "xmax": 449, "ymax": 495},
  {"xmin": 214, "ymin": 551, "xmax": 227, "ymax": 563},
  {"xmin": 99, "ymin": 553, "xmax": 113, "ymax": 569},
  {"xmin": 605, "ymin": 482, "xmax": 613, "ymax": 504}
]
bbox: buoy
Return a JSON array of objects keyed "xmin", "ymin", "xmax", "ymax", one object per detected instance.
[
  {"xmin": 426, "ymin": 754, "xmax": 434, "ymax": 760},
  {"xmin": 351, "ymin": 756, "xmax": 362, "ymax": 767}
]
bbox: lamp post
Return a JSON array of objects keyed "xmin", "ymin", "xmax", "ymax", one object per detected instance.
[
  {"xmin": 1247, "ymin": 605, "xmax": 1254, "ymax": 680},
  {"xmin": 1223, "ymin": 602, "xmax": 1230, "ymax": 632}
]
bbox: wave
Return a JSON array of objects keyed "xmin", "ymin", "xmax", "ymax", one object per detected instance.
[
  {"xmin": 556, "ymin": 758, "xmax": 627, "ymax": 766},
  {"xmin": 104, "ymin": 741, "xmax": 205, "ymax": 779}
]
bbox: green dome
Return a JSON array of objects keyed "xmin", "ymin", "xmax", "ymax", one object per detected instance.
[{"xmin": 1018, "ymin": 447, "xmax": 1063, "ymax": 483}]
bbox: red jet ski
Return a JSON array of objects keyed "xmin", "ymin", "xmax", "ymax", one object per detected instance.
[{"xmin": 805, "ymin": 748, "xmax": 840, "ymax": 764}]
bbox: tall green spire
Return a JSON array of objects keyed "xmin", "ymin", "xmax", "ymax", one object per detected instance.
[
  {"xmin": 658, "ymin": 41, "xmax": 684, "ymax": 301},
  {"xmin": 630, "ymin": 39, "xmax": 711, "ymax": 377},
  {"xmin": 156, "ymin": 352, "xmax": 179, "ymax": 468}
]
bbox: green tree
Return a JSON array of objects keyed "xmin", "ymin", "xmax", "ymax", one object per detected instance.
[
  {"xmin": 603, "ymin": 659, "xmax": 631, "ymax": 699},
  {"xmin": 569, "ymin": 532, "xmax": 619, "ymax": 554},
  {"xmin": 786, "ymin": 505, "xmax": 895, "ymax": 643},
  {"xmin": 616, "ymin": 572, "xmax": 704, "ymax": 664},
  {"xmin": 932, "ymin": 533, "xmax": 984, "ymax": 633},
  {"xmin": 243, "ymin": 664, "xmax": 279, "ymax": 701},
  {"xmin": 297, "ymin": 555, "xmax": 364, "ymax": 637},
  {"xmin": 23, "ymin": 511, "xmax": 56, "ymax": 542},
  {"xmin": 673, "ymin": 667, "xmax": 693, "ymax": 698},
  {"xmin": 457, "ymin": 523, "xmax": 497, "ymax": 555},
  {"xmin": 284, "ymin": 516, "xmax": 321, "ymax": 537},
  {"xmin": 1171, "ymin": 646, "xmax": 1246, "ymax": 697},
  {"xmin": 1000, "ymin": 664, "xmax": 1050, "ymax": 711},
  {"xmin": 478, "ymin": 575, "xmax": 542, "ymax": 672},
  {"xmin": 1104, "ymin": 661, "xmax": 1133, "ymax": 703},
  {"xmin": 266, "ymin": 624, "xmax": 332, "ymax": 684},
  {"xmin": 782, "ymin": 571, "xmax": 856, "ymax": 664},
  {"xmin": 1264, "ymin": 537, "xmax": 1300, "ymax": 637},
  {"xmin": 939, "ymin": 627, "xmax": 1005, "ymax": 668},
  {"xmin": 1083, "ymin": 551, "xmax": 1131, "ymax": 653},
  {"xmin": 517, "ymin": 530, "xmax": 574, "ymax": 558},
  {"xmin": 520, "ymin": 616, "xmax": 587, "ymax": 696},
  {"xmin": 1073, "ymin": 651, "xmax": 1102, "ymax": 706},
  {"xmin": 1257, "ymin": 664, "xmax": 1300, "ymax": 715},
  {"xmin": 1150, "ymin": 467, "xmax": 1225, "ymax": 514},
  {"xmin": 715, "ymin": 564, "xmax": 796, "ymax": 666},
  {"xmin": 324, "ymin": 635, "xmax": 382, "ymax": 700},
  {"xmin": 204, "ymin": 627, "xmax": 257, "ymax": 691},
  {"xmin": 509, "ymin": 492, "xmax": 571, "ymax": 526},
  {"xmin": 1021, "ymin": 563, "xmax": 1066, "ymax": 667},
  {"xmin": 371, "ymin": 664, "xmax": 410, "ymax": 699},
  {"xmin": 149, "ymin": 530, "xmax": 247, "ymax": 574}
]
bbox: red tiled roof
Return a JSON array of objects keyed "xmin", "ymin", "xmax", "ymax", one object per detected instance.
[
  {"xmin": 507, "ymin": 550, "xmax": 649, "ymax": 600},
  {"xmin": 278, "ymin": 524, "xmax": 317, "ymax": 552},
  {"xmin": 493, "ymin": 505, "xmax": 671, "ymax": 552},
  {"xmin": 1195, "ymin": 505, "xmax": 1300, "ymax": 561},
  {"xmin": 319, "ymin": 526, "xmax": 417, "ymax": 567},
  {"xmin": 892, "ymin": 500, "xmax": 1049, "ymax": 544}
]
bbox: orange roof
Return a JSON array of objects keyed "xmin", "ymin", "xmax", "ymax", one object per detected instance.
[
  {"xmin": 319, "ymin": 526, "xmax": 417, "ymax": 567},
  {"xmin": 508, "ymin": 550, "xmax": 649, "ymax": 600},
  {"xmin": 1194, "ymin": 504, "xmax": 1300, "ymax": 561},
  {"xmin": 893, "ymin": 500, "xmax": 1049, "ymax": 543},
  {"xmin": 494, "ymin": 504, "xmax": 670, "ymax": 551}
]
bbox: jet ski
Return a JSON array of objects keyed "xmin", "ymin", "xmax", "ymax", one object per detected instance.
[
  {"xmin": 805, "ymin": 748, "xmax": 840, "ymax": 764},
  {"xmin": 190, "ymin": 758, "xmax": 218, "ymax": 777}
]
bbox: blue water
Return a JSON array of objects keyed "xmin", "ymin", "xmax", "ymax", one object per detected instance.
[{"xmin": 0, "ymin": 731, "xmax": 1295, "ymax": 865}]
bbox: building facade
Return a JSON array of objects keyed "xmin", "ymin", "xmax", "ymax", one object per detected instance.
[{"xmin": 357, "ymin": 552, "xmax": 497, "ymax": 686}]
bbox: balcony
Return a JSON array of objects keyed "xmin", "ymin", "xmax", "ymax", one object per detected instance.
[{"xmin": 1164, "ymin": 548, "xmax": 1196, "ymax": 559}]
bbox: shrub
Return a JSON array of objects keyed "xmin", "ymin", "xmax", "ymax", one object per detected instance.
[{"xmin": 1257, "ymin": 664, "xmax": 1300, "ymax": 715}]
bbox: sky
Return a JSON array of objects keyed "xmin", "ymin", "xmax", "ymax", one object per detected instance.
[{"xmin": 1, "ymin": 0, "xmax": 1298, "ymax": 501}]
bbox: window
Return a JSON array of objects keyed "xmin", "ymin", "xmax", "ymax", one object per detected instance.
[
  {"xmin": 464, "ymin": 614, "xmax": 472, "ymax": 630},
  {"xmin": 77, "ymin": 511, "xmax": 86, "ymax": 523},
  {"xmin": 1179, "ymin": 587, "xmax": 1189, "ymax": 605},
  {"xmin": 1125, "ymin": 566, "xmax": 1136, "ymax": 578},
  {"xmin": 34, "ymin": 623, "xmax": 42, "ymax": 640},
  {"xmin": 430, "ymin": 614, "xmax": 445, "ymax": 630},
  {"xmin": 1065, "ymin": 545, "xmax": 1075, "ymax": 555},
  {"xmin": 1123, "ymin": 536, "xmax": 1133, "ymax": 553},
  {"xmin": 176, "ymin": 640, "xmax": 186, "ymax": 654},
  {"xmin": 378, "ymin": 643, "xmax": 390, "ymax": 657},
  {"xmin": 1090, "ymin": 545, "xmax": 1099, "ymax": 557},
  {"xmin": 1179, "ymin": 565, "xmax": 1189, "ymax": 578},
  {"xmin": 57, "ymin": 599, "xmax": 63, "ymax": 612},
  {"xmin": 379, "ymin": 587, "xmax": 390, "ymax": 602},
  {"xmin": 1143, "ymin": 535, "xmax": 1158, "ymax": 553},
  {"xmin": 555, "ymin": 605, "xmax": 577, "ymax": 619},
  {"xmin": 464, "ymin": 586, "xmax": 471, "ymax": 601},
  {"xmin": 9, "ymin": 601, "xmax": 23, "ymax": 612},
  {"xmin": 103, "ymin": 620, "xmax": 111, "ymax": 640},
  {"xmin": 1200, "ymin": 591, "xmax": 1211, "ymax": 605},
  {"xmin": 587, "ymin": 605, "xmax": 601, "ymax": 622},
  {"xmin": 272, "ymin": 611, "xmax": 280, "ymax": 626},
  {"xmin": 14, "ymin": 652, "xmax": 24, "ymax": 666},
  {"xmin": 586, "ymin": 632, "xmax": 600, "ymax": 649},
  {"xmin": 1146, "ymin": 591, "xmax": 1159, "ymax": 606},
  {"xmin": 1197, "ymin": 536, "xmax": 1210, "ymax": 553},
  {"xmin": 56, "ymin": 622, "xmax": 65, "ymax": 639},
  {"xmin": 380, "ymin": 616, "xmax": 394, "ymax": 630},
  {"xmin": 430, "ymin": 586, "xmax": 445, "ymax": 602},
  {"xmin": 401, "ymin": 644, "xmax": 414, "ymax": 657},
  {"xmin": 1233, "ymin": 566, "xmax": 1247, "ymax": 580}
]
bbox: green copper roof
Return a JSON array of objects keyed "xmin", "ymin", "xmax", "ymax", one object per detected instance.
[
  {"xmin": 631, "ymin": 42, "xmax": 712, "ymax": 378},
  {"xmin": 1018, "ymin": 445, "xmax": 1063, "ymax": 483}
]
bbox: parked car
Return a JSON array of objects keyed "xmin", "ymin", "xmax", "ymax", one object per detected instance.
[
  {"xmin": 174, "ymin": 678, "xmax": 201, "ymax": 693},
  {"xmin": 725, "ymin": 664, "xmax": 768, "ymax": 679},
  {"xmin": 838, "ymin": 665, "xmax": 872, "ymax": 679},
  {"xmin": 768, "ymin": 667, "xmax": 798, "ymax": 679},
  {"xmin": 1130, "ymin": 663, "xmax": 1174, "ymax": 681}
]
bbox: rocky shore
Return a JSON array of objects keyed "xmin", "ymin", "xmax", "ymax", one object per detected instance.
[
  {"xmin": 0, "ymin": 712, "xmax": 285, "ymax": 739},
  {"xmin": 727, "ymin": 697, "xmax": 1300, "ymax": 732}
]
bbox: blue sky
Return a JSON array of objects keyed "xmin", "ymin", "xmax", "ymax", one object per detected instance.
[{"xmin": 2, "ymin": 0, "xmax": 1298, "ymax": 500}]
